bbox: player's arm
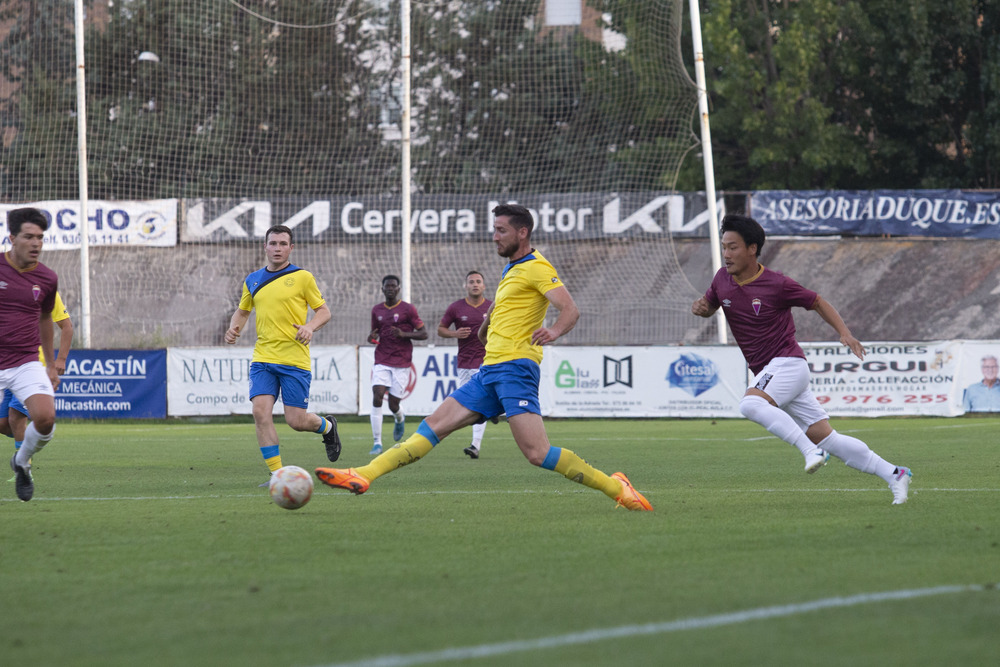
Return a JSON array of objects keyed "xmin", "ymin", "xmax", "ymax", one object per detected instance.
[
  {"xmin": 39, "ymin": 314, "xmax": 58, "ymax": 388},
  {"xmin": 531, "ymin": 286, "xmax": 579, "ymax": 345},
  {"xmin": 225, "ymin": 308, "xmax": 252, "ymax": 344},
  {"xmin": 54, "ymin": 316, "xmax": 74, "ymax": 375},
  {"xmin": 437, "ymin": 320, "xmax": 471, "ymax": 339},
  {"xmin": 401, "ymin": 323, "xmax": 429, "ymax": 341},
  {"xmin": 811, "ymin": 295, "xmax": 865, "ymax": 360},
  {"xmin": 478, "ymin": 303, "xmax": 495, "ymax": 346},
  {"xmin": 691, "ymin": 296, "xmax": 718, "ymax": 318},
  {"xmin": 294, "ymin": 304, "xmax": 331, "ymax": 344}
]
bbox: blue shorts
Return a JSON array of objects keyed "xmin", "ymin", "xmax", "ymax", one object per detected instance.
[
  {"xmin": 249, "ymin": 362, "xmax": 311, "ymax": 409},
  {"xmin": 450, "ymin": 359, "xmax": 540, "ymax": 421},
  {"xmin": 1, "ymin": 389, "xmax": 28, "ymax": 417}
]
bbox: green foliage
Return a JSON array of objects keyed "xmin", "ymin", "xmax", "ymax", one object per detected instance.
[
  {"xmin": 678, "ymin": 0, "xmax": 1000, "ymax": 190},
  {"xmin": 1, "ymin": 418, "xmax": 997, "ymax": 666}
]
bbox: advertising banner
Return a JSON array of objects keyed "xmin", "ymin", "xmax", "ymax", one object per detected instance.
[
  {"xmin": 358, "ymin": 345, "xmax": 746, "ymax": 418},
  {"xmin": 751, "ymin": 190, "xmax": 1000, "ymax": 238},
  {"xmin": 803, "ymin": 342, "xmax": 961, "ymax": 417},
  {"xmin": 56, "ymin": 349, "xmax": 167, "ymax": 418},
  {"xmin": 1, "ymin": 200, "xmax": 177, "ymax": 249},
  {"xmin": 167, "ymin": 346, "xmax": 357, "ymax": 416},
  {"xmin": 955, "ymin": 341, "xmax": 1000, "ymax": 414},
  {"xmin": 182, "ymin": 192, "xmax": 722, "ymax": 243},
  {"xmin": 357, "ymin": 346, "xmax": 451, "ymax": 416},
  {"xmin": 543, "ymin": 346, "xmax": 746, "ymax": 417}
]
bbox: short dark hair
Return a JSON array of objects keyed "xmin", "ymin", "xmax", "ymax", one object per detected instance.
[
  {"xmin": 265, "ymin": 224, "xmax": 293, "ymax": 243},
  {"xmin": 492, "ymin": 204, "xmax": 534, "ymax": 233},
  {"xmin": 382, "ymin": 274, "xmax": 400, "ymax": 286},
  {"xmin": 7, "ymin": 207, "xmax": 49, "ymax": 235},
  {"xmin": 720, "ymin": 213, "xmax": 765, "ymax": 257},
  {"xmin": 465, "ymin": 270, "xmax": 484, "ymax": 280}
]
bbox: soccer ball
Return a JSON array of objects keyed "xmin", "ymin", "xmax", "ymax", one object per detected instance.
[{"xmin": 268, "ymin": 465, "xmax": 314, "ymax": 510}]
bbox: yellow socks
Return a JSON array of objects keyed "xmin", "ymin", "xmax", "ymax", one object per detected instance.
[
  {"xmin": 357, "ymin": 420, "xmax": 439, "ymax": 481},
  {"xmin": 261, "ymin": 445, "xmax": 282, "ymax": 472},
  {"xmin": 543, "ymin": 446, "xmax": 622, "ymax": 500}
]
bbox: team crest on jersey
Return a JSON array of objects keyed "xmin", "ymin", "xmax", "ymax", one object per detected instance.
[
  {"xmin": 284, "ymin": 276, "xmax": 295, "ymax": 287},
  {"xmin": 393, "ymin": 313, "xmax": 399, "ymax": 322},
  {"xmin": 32, "ymin": 285, "xmax": 42, "ymax": 301},
  {"xmin": 752, "ymin": 298, "xmax": 761, "ymax": 315}
]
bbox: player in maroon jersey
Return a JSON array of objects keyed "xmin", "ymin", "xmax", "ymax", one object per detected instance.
[
  {"xmin": 368, "ymin": 275, "xmax": 427, "ymax": 455},
  {"xmin": 438, "ymin": 270, "xmax": 493, "ymax": 458},
  {"xmin": 692, "ymin": 213, "xmax": 912, "ymax": 504},
  {"xmin": 1, "ymin": 208, "xmax": 60, "ymax": 502}
]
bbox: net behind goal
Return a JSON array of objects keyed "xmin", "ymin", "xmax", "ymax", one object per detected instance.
[{"xmin": 0, "ymin": 0, "xmax": 704, "ymax": 347}]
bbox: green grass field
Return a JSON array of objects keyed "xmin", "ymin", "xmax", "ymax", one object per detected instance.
[{"xmin": 2, "ymin": 417, "xmax": 998, "ymax": 667}]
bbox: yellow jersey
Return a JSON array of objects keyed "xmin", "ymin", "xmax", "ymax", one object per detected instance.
[
  {"xmin": 239, "ymin": 264, "xmax": 325, "ymax": 371},
  {"xmin": 483, "ymin": 250, "xmax": 563, "ymax": 365},
  {"xmin": 38, "ymin": 291, "xmax": 71, "ymax": 367}
]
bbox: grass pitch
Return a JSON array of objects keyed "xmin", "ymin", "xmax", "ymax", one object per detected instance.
[{"xmin": 1, "ymin": 417, "xmax": 998, "ymax": 667}]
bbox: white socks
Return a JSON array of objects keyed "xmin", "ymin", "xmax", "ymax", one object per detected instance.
[
  {"xmin": 471, "ymin": 421, "xmax": 485, "ymax": 449},
  {"xmin": 816, "ymin": 431, "xmax": 896, "ymax": 482},
  {"xmin": 740, "ymin": 394, "xmax": 896, "ymax": 482},
  {"xmin": 370, "ymin": 405, "xmax": 383, "ymax": 445},
  {"xmin": 740, "ymin": 395, "xmax": 816, "ymax": 456},
  {"xmin": 16, "ymin": 422, "xmax": 54, "ymax": 466}
]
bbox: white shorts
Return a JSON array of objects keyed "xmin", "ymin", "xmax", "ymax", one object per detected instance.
[
  {"xmin": 749, "ymin": 357, "xmax": 828, "ymax": 430},
  {"xmin": 457, "ymin": 366, "xmax": 481, "ymax": 386},
  {"xmin": 0, "ymin": 361, "xmax": 55, "ymax": 405},
  {"xmin": 371, "ymin": 364, "xmax": 410, "ymax": 397}
]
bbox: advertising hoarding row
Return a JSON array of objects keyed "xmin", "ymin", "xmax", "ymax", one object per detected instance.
[
  {"xmin": 8, "ymin": 190, "xmax": 1000, "ymax": 249},
  {"xmin": 49, "ymin": 342, "xmax": 1000, "ymax": 419}
]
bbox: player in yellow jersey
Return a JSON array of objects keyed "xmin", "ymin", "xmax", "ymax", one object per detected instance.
[
  {"xmin": 225, "ymin": 225, "xmax": 341, "ymax": 484},
  {"xmin": 317, "ymin": 205, "xmax": 652, "ymax": 510},
  {"xmin": 3, "ymin": 290, "xmax": 73, "ymax": 481}
]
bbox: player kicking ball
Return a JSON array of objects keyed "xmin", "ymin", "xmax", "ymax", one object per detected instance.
[
  {"xmin": 692, "ymin": 213, "xmax": 911, "ymax": 504},
  {"xmin": 316, "ymin": 204, "xmax": 651, "ymax": 511}
]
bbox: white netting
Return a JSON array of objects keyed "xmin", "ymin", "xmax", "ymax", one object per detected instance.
[{"xmin": 0, "ymin": 0, "xmax": 704, "ymax": 347}]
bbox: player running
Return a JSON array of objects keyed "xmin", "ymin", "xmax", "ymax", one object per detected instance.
[
  {"xmin": 692, "ymin": 213, "xmax": 912, "ymax": 504},
  {"xmin": 317, "ymin": 204, "xmax": 652, "ymax": 511},
  {"xmin": 437, "ymin": 270, "xmax": 492, "ymax": 459}
]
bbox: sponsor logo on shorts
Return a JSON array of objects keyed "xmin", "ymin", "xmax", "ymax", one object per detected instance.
[{"xmin": 754, "ymin": 372, "xmax": 774, "ymax": 391}]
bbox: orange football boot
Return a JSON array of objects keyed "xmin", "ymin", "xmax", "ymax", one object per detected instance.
[
  {"xmin": 611, "ymin": 472, "xmax": 652, "ymax": 511},
  {"xmin": 315, "ymin": 468, "xmax": 371, "ymax": 495}
]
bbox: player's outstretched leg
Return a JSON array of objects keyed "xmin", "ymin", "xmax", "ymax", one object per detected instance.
[
  {"xmin": 815, "ymin": 430, "xmax": 912, "ymax": 505},
  {"xmin": 316, "ymin": 420, "xmax": 440, "ymax": 494},
  {"xmin": 539, "ymin": 446, "xmax": 653, "ymax": 511}
]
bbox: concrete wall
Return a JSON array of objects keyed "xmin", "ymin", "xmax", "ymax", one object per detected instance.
[{"xmin": 39, "ymin": 237, "xmax": 1000, "ymax": 350}]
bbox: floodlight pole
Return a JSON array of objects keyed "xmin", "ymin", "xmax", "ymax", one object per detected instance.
[
  {"xmin": 688, "ymin": 0, "xmax": 726, "ymax": 344},
  {"xmin": 400, "ymin": 0, "xmax": 412, "ymax": 302},
  {"xmin": 74, "ymin": 0, "xmax": 92, "ymax": 347}
]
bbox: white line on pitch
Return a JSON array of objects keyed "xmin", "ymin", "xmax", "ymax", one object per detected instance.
[
  {"xmin": 4, "ymin": 487, "xmax": 999, "ymax": 503},
  {"xmin": 312, "ymin": 584, "xmax": 993, "ymax": 667}
]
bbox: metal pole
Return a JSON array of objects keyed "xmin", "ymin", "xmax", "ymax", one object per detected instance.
[
  {"xmin": 400, "ymin": 0, "xmax": 412, "ymax": 302},
  {"xmin": 688, "ymin": 0, "xmax": 726, "ymax": 344},
  {"xmin": 74, "ymin": 0, "xmax": 91, "ymax": 347}
]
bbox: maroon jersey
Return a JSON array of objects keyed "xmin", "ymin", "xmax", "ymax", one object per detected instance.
[
  {"xmin": 0, "ymin": 253, "xmax": 58, "ymax": 370},
  {"xmin": 439, "ymin": 298, "xmax": 492, "ymax": 369},
  {"xmin": 371, "ymin": 301, "xmax": 424, "ymax": 367},
  {"xmin": 705, "ymin": 265, "xmax": 818, "ymax": 375}
]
